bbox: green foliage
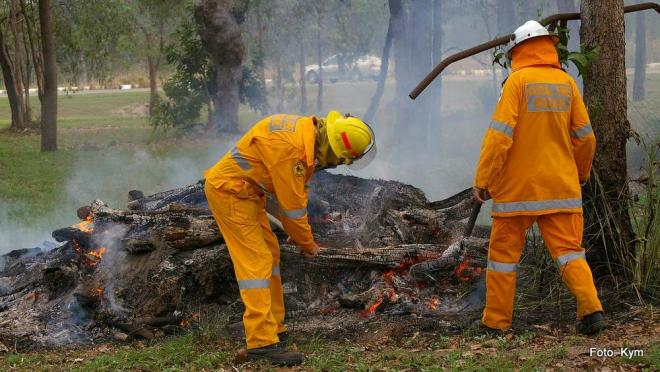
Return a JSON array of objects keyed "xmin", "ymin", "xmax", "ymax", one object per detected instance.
[
  {"xmin": 555, "ymin": 25, "xmax": 599, "ymax": 77},
  {"xmin": 151, "ymin": 11, "xmax": 212, "ymax": 128},
  {"xmin": 54, "ymin": 0, "xmax": 136, "ymax": 85},
  {"xmin": 152, "ymin": 5, "xmax": 268, "ymax": 128},
  {"xmin": 630, "ymin": 138, "xmax": 660, "ymax": 297}
]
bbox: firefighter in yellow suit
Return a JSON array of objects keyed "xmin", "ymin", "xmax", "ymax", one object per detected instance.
[
  {"xmin": 204, "ymin": 111, "xmax": 374, "ymax": 365},
  {"xmin": 473, "ymin": 21, "xmax": 605, "ymax": 334}
]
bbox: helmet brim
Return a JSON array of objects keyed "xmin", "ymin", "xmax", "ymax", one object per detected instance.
[{"xmin": 325, "ymin": 111, "xmax": 344, "ymax": 159}]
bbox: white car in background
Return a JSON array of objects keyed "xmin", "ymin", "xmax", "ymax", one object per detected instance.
[{"xmin": 305, "ymin": 54, "xmax": 381, "ymax": 83}]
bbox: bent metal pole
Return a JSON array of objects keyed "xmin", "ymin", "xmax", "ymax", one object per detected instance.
[{"xmin": 409, "ymin": 2, "xmax": 660, "ymax": 100}]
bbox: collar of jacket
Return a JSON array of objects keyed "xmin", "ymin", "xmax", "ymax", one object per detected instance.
[
  {"xmin": 303, "ymin": 116, "xmax": 317, "ymax": 167},
  {"xmin": 511, "ymin": 36, "xmax": 561, "ymax": 72}
]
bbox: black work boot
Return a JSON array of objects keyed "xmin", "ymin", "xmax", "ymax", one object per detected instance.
[
  {"xmin": 577, "ymin": 311, "xmax": 607, "ymax": 335},
  {"xmin": 277, "ymin": 331, "xmax": 289, "ymax": 348},
  {"xmin": 247, "ymin": 344, "xmax": 304, "ymax": 366},
  {"xmin": 470, "ymin": 319, "xmax": 503, "ymax": 336}
]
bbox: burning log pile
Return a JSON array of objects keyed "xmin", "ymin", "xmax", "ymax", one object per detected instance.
[{"xmin": 0, "ymin": 172, "xmax": 489, "ymax": 351}]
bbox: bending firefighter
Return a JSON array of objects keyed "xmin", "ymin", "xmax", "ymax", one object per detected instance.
[
  {"xmin": 473, "ymin": 21, "xmax": 605, "ymax": 334},
  {"xmin": 204, "ymin": 111, "xmax": 375, "ymax": 365}
]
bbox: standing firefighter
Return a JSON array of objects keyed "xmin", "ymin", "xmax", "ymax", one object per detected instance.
[
  {"xmin": 204, "ymin": 111, "xmax": 375, "ymax": 365},
  {"xmin": 473, "ymin": 21, "xmax": 605, "ymax": 334}
]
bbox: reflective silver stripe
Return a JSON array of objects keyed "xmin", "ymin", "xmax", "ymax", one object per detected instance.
[
  {"xmin": 282, "ymin": 207, "xmax": 307, "ymax": 219},
  {"xmin": 237, "ymin": 279, "xmax": 270, "ymax": 290},
  {"xmin": 493, "ymin": 198, "xmax": 582, "ymax": 213},
  {"xmin": 556, "ymin": 251, "xmax": 586, "ymax": 266},
  {"xmin": 272, "ymin": 266, "xmax": 280, "ymax": 276},
  {"xmin": 487, "ymin": 260, "xmax": 517, "ymax": 273},
  {"xmin": 489, "ymin": 121, "xmax": 514, "ymax": 137},
  {"xmin": 526, "ymin": 83, "xmax": 571, "ymax": 112},
  {"xmin": 571, "ymin": 123, "xmax": 593, "ymax": 139},
  {"xmin": 230, "ymin": 147, "xmax": 251, "ymax": 171}
]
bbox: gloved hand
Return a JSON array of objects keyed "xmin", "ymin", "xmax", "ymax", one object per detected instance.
[
  {"xmin": 301, "ymin": 243, "xmax": 320, "ymax": 259},
  {"xmin": 473, "ymin": 187, "xmax": 491, "ymax": 203}
]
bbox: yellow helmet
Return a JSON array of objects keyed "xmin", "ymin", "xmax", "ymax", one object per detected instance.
[{"xmin": 325, "ymin": 111, "xmax": 374, "ymax": 165}]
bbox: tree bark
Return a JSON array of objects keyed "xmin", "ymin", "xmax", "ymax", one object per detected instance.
[
  {"xmin": 39, "ymin": 0, "xmax": 57, "ymax": 151},
  {"xmin": 195, "ymin": 0, "xmax": 247, "ymax": 134},
  {"xmin": 0, "ymin": 26, "xmax": 27, "ymax": 130},
  {"xmin": 496, "ymin": 0, "xmax": 515, "ymax": 35},
  {"xmin": 315, "ymin": 16, "xmax": 323, "ymax": 113},
  {"xmin": 298, "ymin": 36, "xmax": 307, "ymax": 114},
  {"xmin": 147, "ymin": 51, "xmax": 158, "ymax": 116},
  {"xmin": 430, "ymin": 0, "xmax": 443, "ymax": 144},
  {"xmin": 21, "ymin": 0, "xmax": 44, "ymax": 100},
  {"xmin": 410, "ymin": 0, "xmax": 433, "ymax": 147},
  {"xmin": 632, "ymin": 7, "xmax": 646, "ymax": 101},
  {"xmin": 580, "ymin": 0, "xmax": 635, "ymax": 270},
  {"xmin": 364, "ymin": 3, "xmax": 393, "ymax": 124},
  {"xmin": 390, "ymin": 0, "xmax": 407, "ymax": 98}
]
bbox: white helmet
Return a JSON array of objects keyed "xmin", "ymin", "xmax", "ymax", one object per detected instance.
[{"xmin": 506, "ymin": 20, "xmax": 560, "ymax": 58}]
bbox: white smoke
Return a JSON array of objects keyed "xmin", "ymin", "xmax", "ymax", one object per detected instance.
[{"xmin": 0, "ymin": 139, "xmax": 235, "ymax": 255}]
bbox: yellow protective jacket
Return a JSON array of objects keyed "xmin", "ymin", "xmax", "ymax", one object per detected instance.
[
  {"xmin": 475, "ymin": 36, "xmax": 596, "ymax": 217},
  {"xmin": 204, "ymin": 114, "xmax": 317, "ymax": 250}
]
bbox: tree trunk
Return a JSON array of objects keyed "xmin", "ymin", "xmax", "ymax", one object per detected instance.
[
  {"xmin": 315, "ymin": 16, "xmax": 323, "ymax": 113},
  {"xmin": 580, "ymin": 0, "xmax": 635, "ymax": 271},
  {"xmin": 0, "ymin": 27, "xmax": 27, "ymax": 130},
  {"xmin": 632, "ymin": 7, "xmax": 646, "ymax": 101},
  {"xmin": 39, "ymin": 0, "xmax": 57, "ymax": 151},
  {"xmin": 21, "ymin": 0, "xmax": 44, "ymax": 100},
  {"xmin": 147, "ymin": 53, "xmax": 158, "ymax": 116},
  {"xmin": 364, "ymin": 3, "xmax": 393, "ymax": 123},
  {"xmin": 410, "ymin": 0, "xmax": 433, "ymax": 148},
  {"xmin": 8, "ymin": 0, "xmax": 29, "ymax": 129},
  {"xmin": 275, "ymin": 54, "xmax": 283, "ymax": 112},
  {"xmin": 496, "ymin": 0, "xmax": 515, "ymax": 35},
  {"xmin": 194, "ymin": 0, "xmax": 247, "ymax": 134},
  {"xmin": 429, "ymin": 0, "xmax": 442, "ymax": 145},
  {"xmin": 298, "ymin": 36, "xmax": 307, "ymax": 113},
  {"xmin": 390, "ymin": 0, "xmax": 407, "ymax": 98}
]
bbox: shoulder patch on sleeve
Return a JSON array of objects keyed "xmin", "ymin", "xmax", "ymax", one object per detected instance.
[{"xmin": 293, "ymin": 161, "xmax": 306, "ymax": 177}]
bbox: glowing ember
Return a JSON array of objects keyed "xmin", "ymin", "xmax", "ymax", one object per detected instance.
[
  {"xmin": 425, "ymin": 295, "xmax": 441, "ymax": 311},
  {"xmin": 361, "ymin": 294, "xmax": 385, "ymax": 317},
  {"xmin": 453, "ymin": 260, "xmax": 483, "ymax": 282}
]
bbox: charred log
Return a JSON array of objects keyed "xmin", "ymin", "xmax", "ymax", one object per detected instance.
[{"xmin": 0, "ymin": 172, "xmax": 489, "ymax": 350}]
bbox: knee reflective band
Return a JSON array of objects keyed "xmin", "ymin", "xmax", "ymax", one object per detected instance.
[
  {"xmin": 230, "ymin": 147, "xmax": 251, "ymax": 171},
  {"xmin": 272, "ymin": 266, "xmax": 280, "ymax": 276},
  {"xmin": 282, "ymin": 207, "xmax": 306, "ymax": 219},
  {"xmin": 238, "ymin": 279, "xmax": 271, "ymax": 290},
  {"xmin": 487, "ymin": 260, "xmax": 517, "ymax": 273},
  {"xmin": 556, "ymin": 251, "xmax": 586, "ymax": 266}
]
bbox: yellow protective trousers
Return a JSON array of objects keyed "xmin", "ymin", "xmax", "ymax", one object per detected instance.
[
  {"xmin": 204, "ymin": 181, "xmax": 286, "ymax": 349},
  {"xmin": 482, "ymin": 212, "xmax": 603, "ymax": 330}
]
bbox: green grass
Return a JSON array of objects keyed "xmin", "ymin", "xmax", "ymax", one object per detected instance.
[{"xmin": 3, "ymin": 332, "xmax": 652, "ymax": 371}]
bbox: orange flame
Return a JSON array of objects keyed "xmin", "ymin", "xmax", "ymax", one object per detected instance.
[
  {"xmin": 425, "ymin": 295, "xmax": 441, "ymax": 311},
  {"xmin": 72, "ymin": 215, "xmax": 94, "ymax": 233}
]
